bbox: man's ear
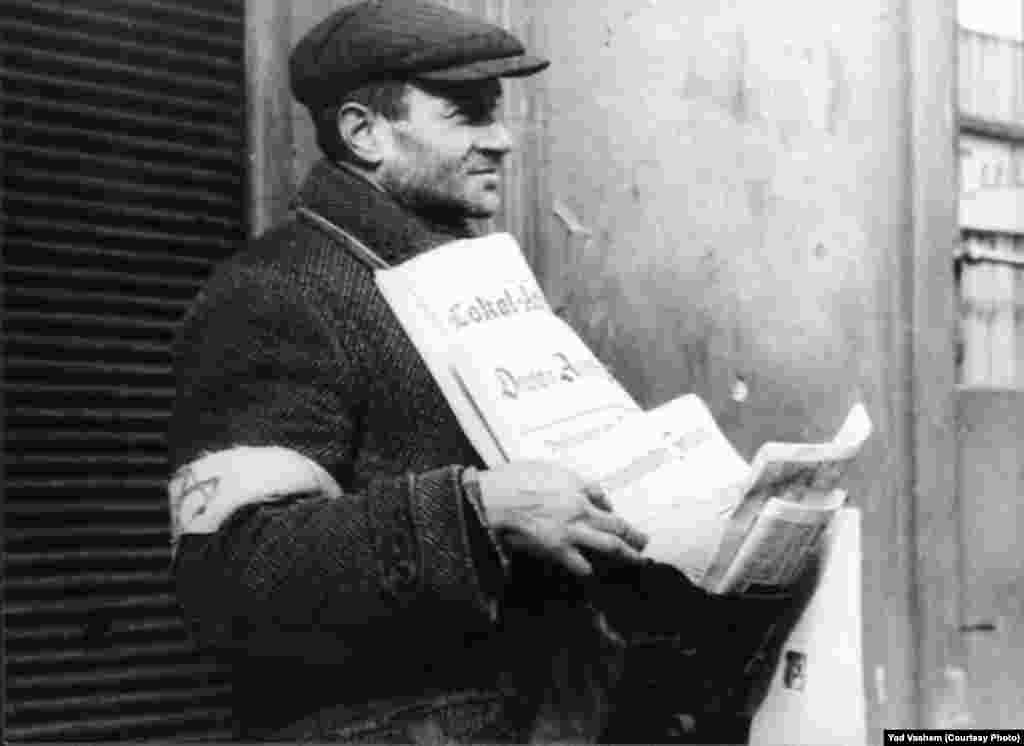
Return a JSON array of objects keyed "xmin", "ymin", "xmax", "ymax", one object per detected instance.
[{"xmin": 337, "ymin": 102, "xmax": 388, "ymax": 167}]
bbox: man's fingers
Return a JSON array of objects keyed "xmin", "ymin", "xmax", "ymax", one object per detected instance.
[
  {"xmin": 583, "ymin": 505, "xmax": 649, "ymax": 551},
  {"xmin": 583, "ymin": 483, "xmax": 613, "ymax": 512},
  {"xmin": 561, "ymin": 547, "xmax": 594, "ymax": 576},
  {"xmin": 624, "ymin": 523, "xmax": 649, "ymax": 552},
  {"xmin": 569, "ymin": 523, "xmax": 646, "ymax": 564},
  {"xmin": 501, "ymin": 527, "xmax": 595, "ymax": 576}
]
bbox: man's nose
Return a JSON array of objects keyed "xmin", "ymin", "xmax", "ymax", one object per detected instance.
[{"xmin": 476, "ymin": 120, "xmax": 513, "ymax": 155}]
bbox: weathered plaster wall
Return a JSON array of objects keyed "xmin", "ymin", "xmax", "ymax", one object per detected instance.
[{"xmin": 529, "ymin": 0, "xmax": 919, "ymax": 732}]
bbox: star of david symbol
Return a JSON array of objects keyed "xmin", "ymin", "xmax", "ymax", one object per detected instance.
[{"xmin": 175, "ymin": 466, "xmax": 221, "ymax": 517}]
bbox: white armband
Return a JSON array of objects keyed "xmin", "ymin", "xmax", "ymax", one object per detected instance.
[{"xmin": 168, "ymin": 446, "xmax": 342, "ymax": 548}]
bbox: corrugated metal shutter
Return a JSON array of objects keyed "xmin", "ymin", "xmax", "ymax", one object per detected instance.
[{"xmin": 3, "ymin": 0, "xmax": 246, "ymax": 740}]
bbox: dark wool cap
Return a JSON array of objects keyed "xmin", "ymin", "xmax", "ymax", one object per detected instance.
[{"xmin": 290, "ymin": 0, "xmax": 550, "ymax": 111}]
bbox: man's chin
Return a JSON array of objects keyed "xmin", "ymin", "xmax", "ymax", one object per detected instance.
[
  {"xmin": 384, "ymin": 181, "xmax": 500, "ymax": 222},
  {"xmin": 466, "ymin": 194, "xmax": 501, "ymax": 219}
]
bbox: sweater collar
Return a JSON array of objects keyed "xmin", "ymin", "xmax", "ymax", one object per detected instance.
[{"xmin": 295, "ymin": 159, "xmax": 477, "ymax": 266}]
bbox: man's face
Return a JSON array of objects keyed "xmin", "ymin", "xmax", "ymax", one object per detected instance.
[{"xmin": 377, "ymin": 79, "xmax": 512, "ymax": 221}]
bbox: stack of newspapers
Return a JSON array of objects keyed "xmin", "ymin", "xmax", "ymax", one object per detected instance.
[{"xmin": 376, "ymin": 233, "xmax": 872, "ymax": 594}]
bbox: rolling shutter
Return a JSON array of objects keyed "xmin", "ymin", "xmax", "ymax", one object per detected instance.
[{"xmin": 3, "ymin": 0, "xmax": 246, "ymax": 740}]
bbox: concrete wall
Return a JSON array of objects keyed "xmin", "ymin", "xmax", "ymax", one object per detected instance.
[{"xmin": 526, "ymin": 0, "xmax": 924, "ymax": 734}]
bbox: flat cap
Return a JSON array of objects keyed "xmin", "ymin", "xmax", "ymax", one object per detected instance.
[{"xmin": 290, "ymin": 0, "xmax": 550, "ymax": 111}]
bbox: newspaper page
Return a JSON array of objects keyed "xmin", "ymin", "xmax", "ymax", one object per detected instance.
[
  {"xmin": 701, "ymin": 403, "xmax": 872, "ymax": 593},
  {"xmin": 375, "ymin": 232, "xmax": 566, "ymax": 465},
  {"xmin": 556, "ymin": 394, "xmax": 754, "ymax": 583},
  {"xmin": 709, "ymin": 489, "xmax": 847, "ymax": 594},
  {"xmin": 448, "ymin": 311, "xmax": 640, "ymax": 462},
  {"xmin": 376, "ymin": 232, "xmax": 640, "ymax": 466}
]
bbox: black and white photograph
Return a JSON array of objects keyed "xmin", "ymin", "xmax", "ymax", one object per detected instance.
[{"xmin": 2, "ymin": 0, "xmax": 1022, "ymax": 743}]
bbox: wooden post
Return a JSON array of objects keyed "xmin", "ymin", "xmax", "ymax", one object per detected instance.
[
  {"xmin": 907, "ymin": 0, "xmax": 965, "ymax": 728},
  {"xmin": 1017, "ymin": 237, "xmax": 1024, "ymax": 389},
  {"xmin": 959, "ymin": 241, "xmax": 991, "ymax": 385},
  {"xmin": 246, "ymin": 0, "xmax": 294, "ymax": 236}
]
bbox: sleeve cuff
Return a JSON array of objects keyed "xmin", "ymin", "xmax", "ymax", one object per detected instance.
[
  {"xmin": 460, "ymin": 466, "xmax": 510, "ymax": 573},
  {"xmin": 407, "ymin": 466, "xmax": 506, "ymax": 622}
]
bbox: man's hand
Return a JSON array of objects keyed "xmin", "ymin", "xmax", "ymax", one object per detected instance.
[{"xmin": 474, "ymin": 460, "xmax": 649, "ymax": 576}]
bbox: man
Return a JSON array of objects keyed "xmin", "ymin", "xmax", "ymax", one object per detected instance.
[
  {"xmin": 170, "ymin": 1, "xmax": 656, "ymax": 741},
  {"xmin": 170, "ymin": 1, "xmax": 782, "ymax": 742}
]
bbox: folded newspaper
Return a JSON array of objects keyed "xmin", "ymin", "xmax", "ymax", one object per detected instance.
[{"xmin": 376, "ymin": 233, "xmax": 872, "ymax": 594}]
